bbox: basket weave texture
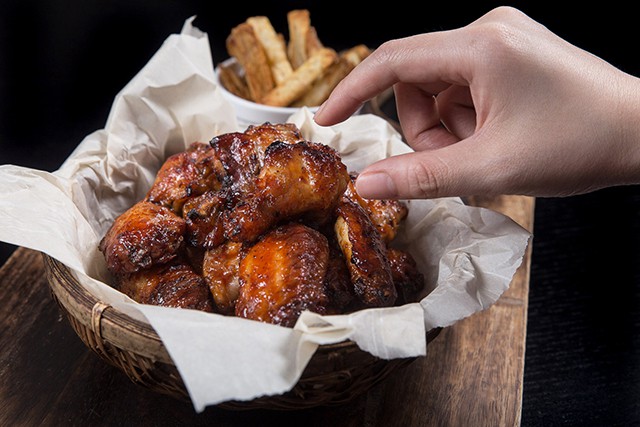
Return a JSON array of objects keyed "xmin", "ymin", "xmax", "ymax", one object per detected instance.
[{"xmin": 43, "ymin": 253, "xmax": 439, "ymax": 410}]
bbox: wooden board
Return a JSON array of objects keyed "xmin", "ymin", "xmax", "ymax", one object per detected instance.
[
  {"xmin": 0, "ymin": 195, "xmax": 534, "ymax": 426},
  {"xmin": 378, "ymin": 194, "xmax": 535, "ymax": 426}
]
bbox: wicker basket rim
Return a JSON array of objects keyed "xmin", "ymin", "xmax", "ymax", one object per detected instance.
[
  {"xmin": 43, "ymin": 252, "xmax": 441, "ymax": 409},
  {"xmin": 43, "ymin": 253, "xmax": 396, "ymax": 356}
]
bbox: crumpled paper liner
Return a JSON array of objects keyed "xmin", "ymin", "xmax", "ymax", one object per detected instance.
[{"xmin": 0, "ymin": 17, "xmax": 531, "ymax": 412}]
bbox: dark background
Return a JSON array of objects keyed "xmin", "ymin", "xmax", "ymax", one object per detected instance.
[{"xmin": 2, "ymin": 1, "xmax": 640, "ymax": 425}]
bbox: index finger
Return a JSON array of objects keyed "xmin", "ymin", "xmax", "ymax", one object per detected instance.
[{"xmin": 313, "ymin": 30, "xmax": 472, "ymax": 126}]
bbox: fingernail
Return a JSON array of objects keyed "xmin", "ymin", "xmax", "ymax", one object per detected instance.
[
  {"xmin": 356, "ymin": 172, "xmax": 397, "ymax": 199},
  {"xmin": 313, "ymin": 102, "xmax": 326, "ymax": 122}
]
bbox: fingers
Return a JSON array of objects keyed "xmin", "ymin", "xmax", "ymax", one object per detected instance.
[
  {"xmin": 394, "ymin": 82, "xmax": 474, "ymax": 152},
  {"xmin": 436, "ymin": 84, "xmax": 476, "ymax": 139},
  {"xmin": 354, "ymin": 137, "xmax": 499, "ymax": 199},
  {"xmin": 313, "ymin": 31, "xmax": 472, "ymax": 126},
  {"xmin": 393, "ymin": 82, "xmax": 454, "ymax": 151},
  {"xmin": 313, "ymin": 6, "xmax": 540, "ymax": 129}
]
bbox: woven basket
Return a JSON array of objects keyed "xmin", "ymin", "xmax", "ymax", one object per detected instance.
[{"xmin": 43, "ymin": 253, "xmax": 440, "ymax": 410}]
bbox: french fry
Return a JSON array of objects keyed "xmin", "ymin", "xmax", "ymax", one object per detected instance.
[
  {"xmin": 246, "ymin": 16, "xmax": 293, "ymax": 86},
  {"xmin": 286, "ymin": 9, "xmax": 312, "ymax": 69},
  {"xmin": 223, "ymin": 11, "xmax": 370, "ymax": 109},
  {"xmin": 343, "ymin": 44, "xmax": 372, "ymax": 64},
  {"xmin": 217, "ymin": 61, "xmax": 251, "ymax": 100},
  {"xmin": 291, "ymin": 56, "xmax": 353, "ymax": 107},
  {"xmin": 292, "ymin": 44, "xmax": 371, "ymax": 107},
  {"xmin": 226, "ymin": 22, "xmax": 274, "ymax": 102},
  {"xmin": 305, "ymin": 26, "xmax": 324, "ymax": 57},
  {"xmin": 261, "ymin": 47, "xmax": 338, "ymax": 107}
]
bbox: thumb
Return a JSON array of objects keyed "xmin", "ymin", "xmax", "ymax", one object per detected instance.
[{"xmin": 354, "ymin": 140, "xmax": 495, "ymax": 199}]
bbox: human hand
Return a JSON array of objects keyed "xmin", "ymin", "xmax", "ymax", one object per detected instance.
[{"xmin": 313, "ymin": 6, "xmax": 640, "ymax": 199}]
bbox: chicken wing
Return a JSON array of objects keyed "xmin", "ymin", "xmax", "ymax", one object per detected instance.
[
  {"xmin": 334, "ymin": 198, "xmax": 397, "ymax": 307},
  {"xmin": 209, "ymin": 122, "xmax": 303, "ymax": 200},
  {"xmin": 99, "ymin": 200, "xmax": 186, "ymax": 275},
  {"xmin": 344, "ymin": 172, "xmax": 408, "ymax": 243},
  {"xmin": 243, "ymin": 122, "xmax": 304, "ymax": 151},
  {"xmin": 235, "ymin": 222, "xmax": 331, "ymax": 327},
  {"xmin": 224, "ymin": 140, "xmax": 350, "ymax": 243},
  {"xmin": 202, "ymin": 241, "xmax": 244, "ymax": 315},
  {"xmin": 146, "ymin": 141, "xmax": 223, "ymax": 215},
  {"xmin": 387, "ymin": 247, "xmax": 424, "ymax": 305},
  {"xmin": 323, "ymin": 239, "xmax": 355, "ymax": 312},
  {"xmin": 116, "ymin": 259, "xmax": 214, "ymax": 312},
  {"xmin": 182, "ymin": 190, "xmax": 227, "ymax": 249}
]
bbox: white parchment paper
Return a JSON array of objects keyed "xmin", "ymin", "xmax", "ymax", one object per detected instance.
[{"xmin": 0, "ymin": 17, "xmax": 531, "ymax": 412}]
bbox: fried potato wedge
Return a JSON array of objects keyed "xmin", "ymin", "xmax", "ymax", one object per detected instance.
[
  {"xmin": 224, "ymin": 10, "xmax": 370, "ymax": 108},
  {"xmin": 343, "ymin": 44, "xmax": 372, "ymax": 64},
  {"xmin": 291, "ymin": 56, "xmax": 352, "ymax": 107},
  {"xmin": 261, "ymin": 47, "xmax": 338, "ymax": 107},
  {"xmin": 292, "ymin": 44, "xmax": 371, "ymax": 107},
  {"xmin": 217, "ymin": 61, "xmax": 251, "ymax": 100},
  {"xmin": 287, "ymin": 9, "xmax": 312, "ymax": 69},
  {"xmin": 247, "ymin": 16, "xmax": 293, "ymax": 86},
  {"xmin": 226, "ymin": 22, "xmax": 274, "ymax": 101},
  {"xmin": 305, "ymin": 26, "xmax": 324, "ymax": 57}
]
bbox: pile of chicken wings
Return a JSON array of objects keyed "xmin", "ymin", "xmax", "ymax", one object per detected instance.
[{"xmin": 99, "ymin": 123, "xmax": 424, "ymax": 327}]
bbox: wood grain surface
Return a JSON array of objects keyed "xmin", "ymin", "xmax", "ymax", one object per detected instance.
[{"xmin": 0, "ymin": 195, "xmax": 534, "ymax": 427}]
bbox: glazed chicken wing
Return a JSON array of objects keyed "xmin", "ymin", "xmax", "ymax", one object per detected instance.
[
  {"xmin": 224, "ymin": 140, "xmax": 350, "ymax": 243},
  {"xmin": 344, "ymin": 173, "xmax": 408, "ymax": 243},
  {"xmin": 116, "ymin": 260, "xmax": 214, "ymax": 312},
  {"xmin": 334, "ymin": 198, "xmax": 397, "ymax": 308},
  {"xmin": 387, "ymin": 247, "xmax": 424, "ymax": 305},
  {"xmin": 235, "ymin": 222, "xmax": 331, "ymax": 327},
  {"xmin": 323, "ymin": 240, "xmax": 355, "ymax": 312},
  {"xmin": 209, "ymin": 122, "xmax": 303, "ymax": 200},
  {"xmin": 146, "ymin": 141, "xmax": 223, "ymax": 215},
  {"xmin": 99, "ymin": 200, "xmax": 186, "ymax": 275},
  {"xmin": 243, "ymin": 122, "xmax": 303, "ymax": 152},
  {"xmin": 182, "ymin": 190, "xmax": 227, "ymax": 249},
  {"xmin": 202, "ymin": 241, "xmax": 244, "ymax": 315}
]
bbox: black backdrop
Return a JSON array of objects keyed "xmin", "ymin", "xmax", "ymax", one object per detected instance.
[
  {"xmin": 2, "ymin": 1, "xmax": 639, "ymax": 172},
  {"xmin": 2, "ymin": 2, "xmax": 640, "ymax": 425}
]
